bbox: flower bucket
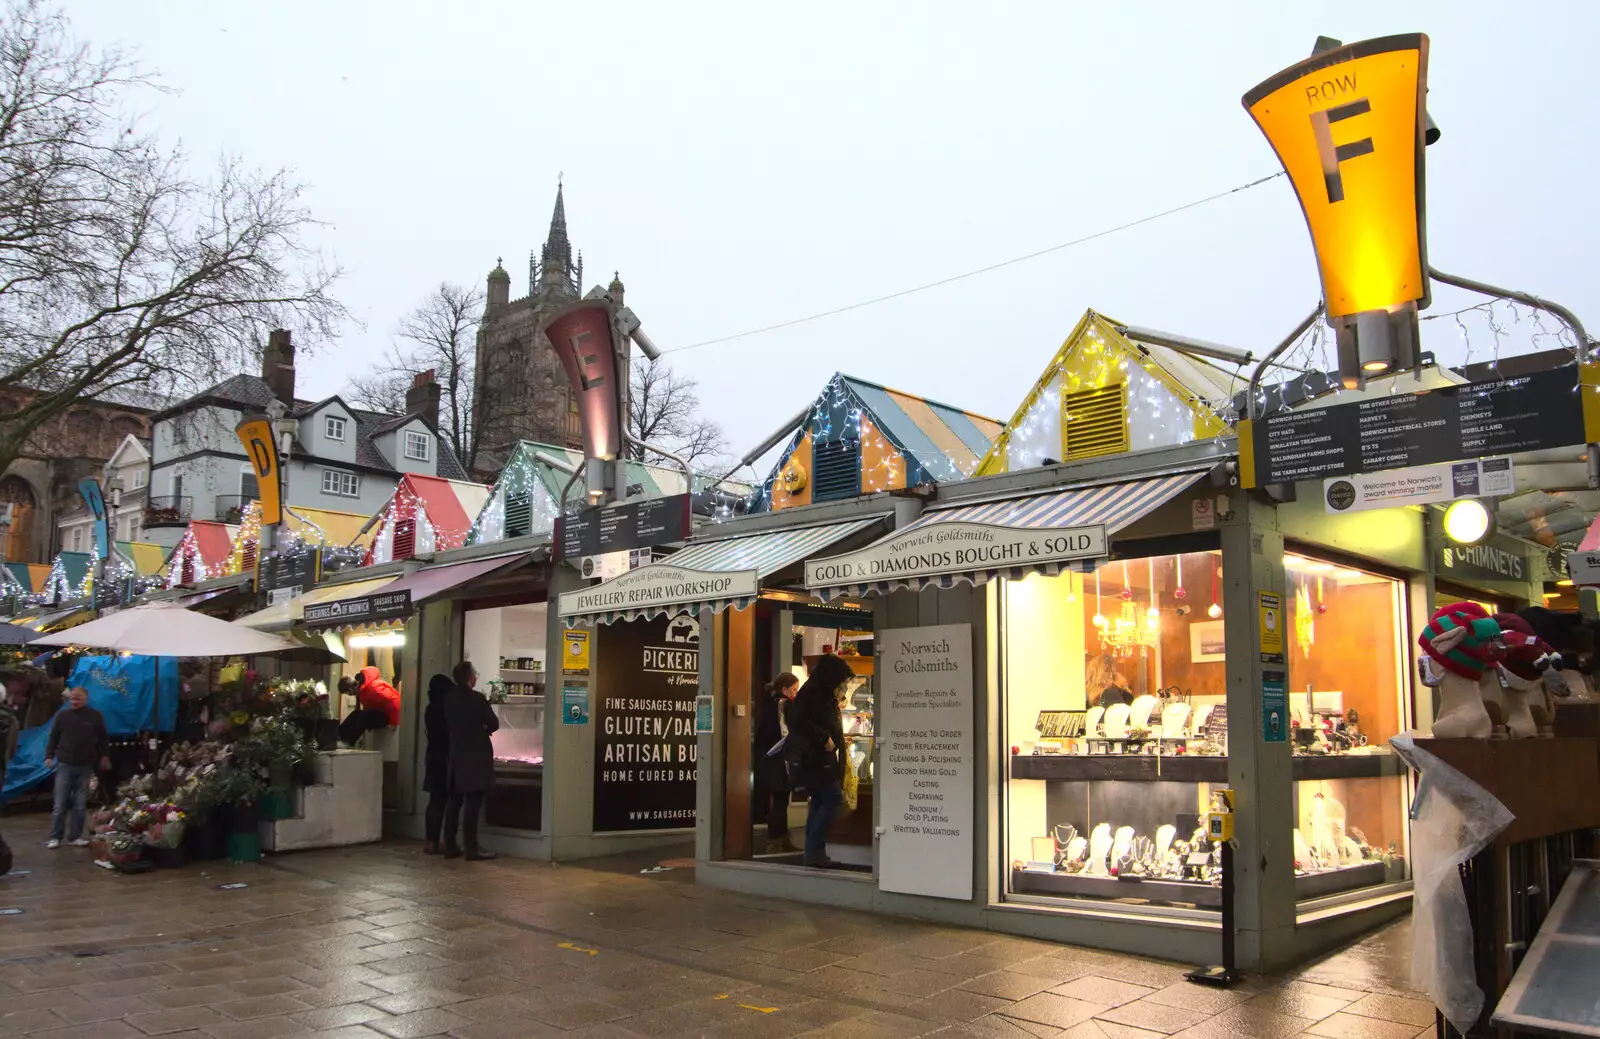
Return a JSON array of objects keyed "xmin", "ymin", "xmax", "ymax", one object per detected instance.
[
  {"xmin": 226, "ymin": 831, "xmax": 261, "ymax": 863},
  {"xmin": 260, "ymin": 788, "xmax": 295, "ymax": 822}
]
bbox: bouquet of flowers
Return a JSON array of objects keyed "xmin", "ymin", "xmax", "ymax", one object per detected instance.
[{"xmin": 141, "ymin": 803, "xmax": 186, "ymax": 849}]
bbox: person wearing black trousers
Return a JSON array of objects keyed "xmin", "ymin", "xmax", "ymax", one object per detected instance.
[
  {"xmin": 420, "ymin": 674, "xmax": 453, "ymax": 854},
  {"xmin": 752, "ymin": 672, "xmax": 800, "ymax": 854},
  {"xmin": 441, "ymin": 660, "xmax": 499, "ymax": 860}
]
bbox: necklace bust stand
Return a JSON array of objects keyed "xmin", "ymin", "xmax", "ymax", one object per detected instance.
[
  {"xmin": 1110, "ymin": 826, "xmax": 1135, "ymax": 875},
  {"xmin": 1085, "ymin": 823, "xmax": 1114, "ymax": 876},
  {"xmin": 1160, "ymin": 703, "xmax": 1190, "ymax": 740},
  {"xmin": 1103, "ymin": 703, "xmax": 1132, "ymax": 739},
  {"xmin": 1424, "ymin": 628, "xmax": 1494, "ymax": 739},
  {"xmin": 1556, "ymin": 668, "xmax": 1595, "ymax": 703},
  {"xmin": 1084, "ymin": 705, "xmax": 1105, "ymax": 738},
  {"xmin": 1129, "ymin": 695, "xmax": 1158, "ymax": 731},
  {"xmin": 1434, "ymin": 667, "xmax": 1494, "ymax": 738},
  {"xmin": 1496, "ymin": 667, "xmax": 1540, "ymax": 739},
  {"xmin": 1155, "ymin": 824, "xmax": 1176, "ymax": 862}
]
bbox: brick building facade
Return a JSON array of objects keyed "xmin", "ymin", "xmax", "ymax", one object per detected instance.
[{"xmin": 0, "ymin": 389, "xmax": 152, "ymax": 562}]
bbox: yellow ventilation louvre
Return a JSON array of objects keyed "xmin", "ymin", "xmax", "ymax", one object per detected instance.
[{"xmin": 1062, "ymin": 384, "xmax": 1129, "ymax": 460}]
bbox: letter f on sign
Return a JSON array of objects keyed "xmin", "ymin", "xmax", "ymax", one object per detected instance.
[{"xmin": 1309, "ymin": 98, "xmax": 1373, "ymax": 203}]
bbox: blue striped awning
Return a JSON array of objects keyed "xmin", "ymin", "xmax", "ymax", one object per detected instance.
[
  {"xmin": 562, "ymin": 515, "xmax": 887, "ymax": 625},
  {"xmin": 808, "ymin": 470, "xmax": 1206, "ymax": 599}
]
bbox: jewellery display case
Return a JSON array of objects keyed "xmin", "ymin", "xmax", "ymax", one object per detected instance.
[{"xmin": 1002, "ymin": 550, "xmax": 1411, "ymax": 909}]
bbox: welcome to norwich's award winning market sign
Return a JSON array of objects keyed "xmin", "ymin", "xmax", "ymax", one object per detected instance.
[
  {"xmin": 805, "ymin": 522, "xmax": 1106, "ymax": 590},
  {"xmin": 878, "ymin": 623, "xmax": 974, "ymax": 901},
  {"xmin": 1239, "ymin": 368, "xmax": 1588, "ymax": 489}
]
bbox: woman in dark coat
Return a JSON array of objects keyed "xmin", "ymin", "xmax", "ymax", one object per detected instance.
[
  {"xmin": 786, "ymin": 654, "xmax": 855, "ymax": 868},
  {"xmin": 421, "ymin": 674, "xmax": 452, "ymax": 854},
  {"xmin": 442, "ymin": 660, "xmax": 499, "ymax": 860}
]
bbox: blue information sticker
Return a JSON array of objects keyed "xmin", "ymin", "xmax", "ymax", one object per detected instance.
[
  {"xmin": 562, "ymin": 685, "xmax": 589, "ymax": 725},
  {"xmin": 1262, "ymin": 670, "xmax": 1287, "ymax": 743}
]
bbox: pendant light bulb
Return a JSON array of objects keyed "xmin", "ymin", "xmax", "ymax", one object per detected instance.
[{"xmin": 1208, "ymin": 601, "xmax": 1223, "ymax": 620}]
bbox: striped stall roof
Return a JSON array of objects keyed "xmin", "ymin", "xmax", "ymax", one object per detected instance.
[
  {"xmin": 571, "ymin": 516, "xmax": 886, "ymax": 625},
  {"xmin": 6, "ymin": 562, "xmax": 51, "ymax": 593},
  {"xmin": 843, "ymin": 377, "xmax": 1003, "ymax": 482},
  {"xmin": 116, "ymin": 541, "xmax": 168, "ymax": 577},
  {"xmin": 56, "ymin": 551, "xmax": 92, "ymax": 594},
  {"xmin": 810, "ymin": 470, "xmax": 1207, "ymax": 599}
]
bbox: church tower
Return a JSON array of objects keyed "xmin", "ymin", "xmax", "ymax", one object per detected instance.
[{"xmin": 471, "ymin": 182, "xmax": 623, "ymax": 479}]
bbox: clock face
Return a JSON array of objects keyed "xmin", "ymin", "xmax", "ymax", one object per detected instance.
[{"xmin": 780, "ymin": 458, "xmax": 808, "ymax": 494}]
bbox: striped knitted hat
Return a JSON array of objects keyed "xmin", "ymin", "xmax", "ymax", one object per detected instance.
[
  {"xmin": 1495, "ymin": 613, "xmax": 1556, "ymax": 682},
  {"xmin": 1419, "ymin": 603, "xmax": 1503, "ymax": 679}
]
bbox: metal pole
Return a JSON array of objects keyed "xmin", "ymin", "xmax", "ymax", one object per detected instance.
[
  {"xmin": 1246, "ymin": 304, "xmax": 1325, "ymax": 421},
  {"xmin": 624, "ymin": 433, "xmax": 695, "ymax": 494},
  {"xmin": 1427, "ymin": 266, "xmax": 1598, "ymax": 487},
  {"xmin": 1428, "ymin": 267, "xmax": 1591, "ymax": 361}
]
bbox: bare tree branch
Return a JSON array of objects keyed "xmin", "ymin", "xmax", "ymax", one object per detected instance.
[
  {"xmin": 0, "ymin": 1, "xmax": 346, "ymax": 476},
  {"xmin": 628, "ymin": 356, "xmax": 728, "ymax": 470},
  {"xmin": 343, "ymin": 367, "xmax": 408, "ymax": 415},
  {"xmin": 341, "ymin": 281, "xmax": 483, "ymax": 469}
]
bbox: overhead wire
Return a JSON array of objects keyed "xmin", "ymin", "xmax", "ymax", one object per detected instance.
[{"xmin": 663, "ymin": 171, "xmax": 1288, "ymax": 355}]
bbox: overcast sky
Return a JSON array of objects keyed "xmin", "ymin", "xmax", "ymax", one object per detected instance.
[{"xmin": 76, "ymin": 2, "xmax": 1600, "ymax": 475}]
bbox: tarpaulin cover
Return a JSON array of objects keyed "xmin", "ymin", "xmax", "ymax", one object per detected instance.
[
  {"xmin": 70, "ymin": 654, "xmax": 180, "ymax": 735},
  {"xmin": 0, "ymin": 726, "xmax": 51, "ymax": 802},
  {"xmin": 0, "ymin": 655, "xmax": 179, "ymax": 802}
]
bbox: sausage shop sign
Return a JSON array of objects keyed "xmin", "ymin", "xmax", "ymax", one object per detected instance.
[
  {"xmin": 804, "ymin": 522, "xmax": 1107, "ymax": 590},
  {"xmin": 303, "ymin": 589, "xmax": 412, "ymax": 629}
]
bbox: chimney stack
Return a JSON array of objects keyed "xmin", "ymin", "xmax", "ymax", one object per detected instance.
[
  {"xmin": 262, "ymin": 329, "xmax": 296, "ymax": 405},
  {"xmin": 407, "ymin": 369, "xmax": 441, "ymax": 429}
]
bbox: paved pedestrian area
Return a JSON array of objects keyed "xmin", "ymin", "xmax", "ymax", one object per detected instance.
[{"xmin": 0, "ymin": 814, "xmax": 1435, "ymax": 1039}]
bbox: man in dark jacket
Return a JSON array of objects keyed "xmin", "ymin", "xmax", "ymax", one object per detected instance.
[
  {"xmin": 442, "ymin": 660, "xmax": 499, "ymax": 860},
  {"xmin": 44, "ymin": 687, "xmax": 109, "ymax": 849},
  {"xmin": 421, "ymin": 674, "xmax": 452, "ymax": 855},
  {"xmin": 786, "ymin": 655, "xmax": 854, "ymax": 868}
]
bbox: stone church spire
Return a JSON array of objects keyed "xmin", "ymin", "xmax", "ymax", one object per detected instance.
[{"xmin": 540, "ymin": 180, "xmax": 579, "ymax": 296}]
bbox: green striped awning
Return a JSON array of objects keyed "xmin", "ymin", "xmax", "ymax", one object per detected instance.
[{"xmin": 558, "ymin": 515, "xmax": 886, "ymax": 625}]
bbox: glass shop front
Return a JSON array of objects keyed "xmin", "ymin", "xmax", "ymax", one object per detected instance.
[
  {"xmin": 461, "ymin": 599, "xmax": 548, "ymax": 831},
  {"xmin": 732, "ymin": 596, "xmax": 876, "ymax": 866},
  {"xmin": 1002, "ymin": 544, "xmax": 1411, "ymax": 913}
]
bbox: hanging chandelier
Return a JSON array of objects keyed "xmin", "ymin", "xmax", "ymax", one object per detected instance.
[{"xmin": 1095, "ymin": 560, "xmax": 1160, "ymax": 656}]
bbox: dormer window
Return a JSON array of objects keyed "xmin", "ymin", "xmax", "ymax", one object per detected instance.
[
  {"xmin": 324, "ymin": 415, "xmax": 347, "ymax": 441},
  {"xmin": 404, "ymin": 430, "xmax": 430, "ymax": 461},
  {"xmin": 133, "ymin": 469, "xmax": 147, "ymax": 489}
]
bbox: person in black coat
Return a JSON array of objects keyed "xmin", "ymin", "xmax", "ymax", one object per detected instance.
[
  {"xmin": 421, "ymin": 674, "xmax": 452, "ymax": 855},
  {"xmin": 442, "ymin": 660, "xmax": 499, "ymax": 860},
  {"xmin": 752, "ymin": 672, "xmax": 800, "ymax": 854},
  {"xmin": 786, "ymin": 655, "xmax": 855, "ymax": 868}
]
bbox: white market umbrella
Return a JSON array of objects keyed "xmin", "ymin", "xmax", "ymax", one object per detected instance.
[{"xmin": 30, "ymin": 602, "xmax": 304, "ymax": 657}]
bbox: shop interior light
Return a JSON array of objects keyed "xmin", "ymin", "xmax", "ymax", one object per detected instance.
[
  {"xmin": 347, "ymin": 631, "xmax": 406, "ymax": 649},
  {"xmin": 1557, "ymin": 579, "xmax": 1575, "ymax": 588},
  {"xmin": 1442, "ymin": 499, "xmax": 1495, "ymax": 547}
]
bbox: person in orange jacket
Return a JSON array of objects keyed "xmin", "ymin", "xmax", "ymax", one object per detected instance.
[{"xmin": 338, "ymin": 665, "xmax": 401, "ymax": 747}]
